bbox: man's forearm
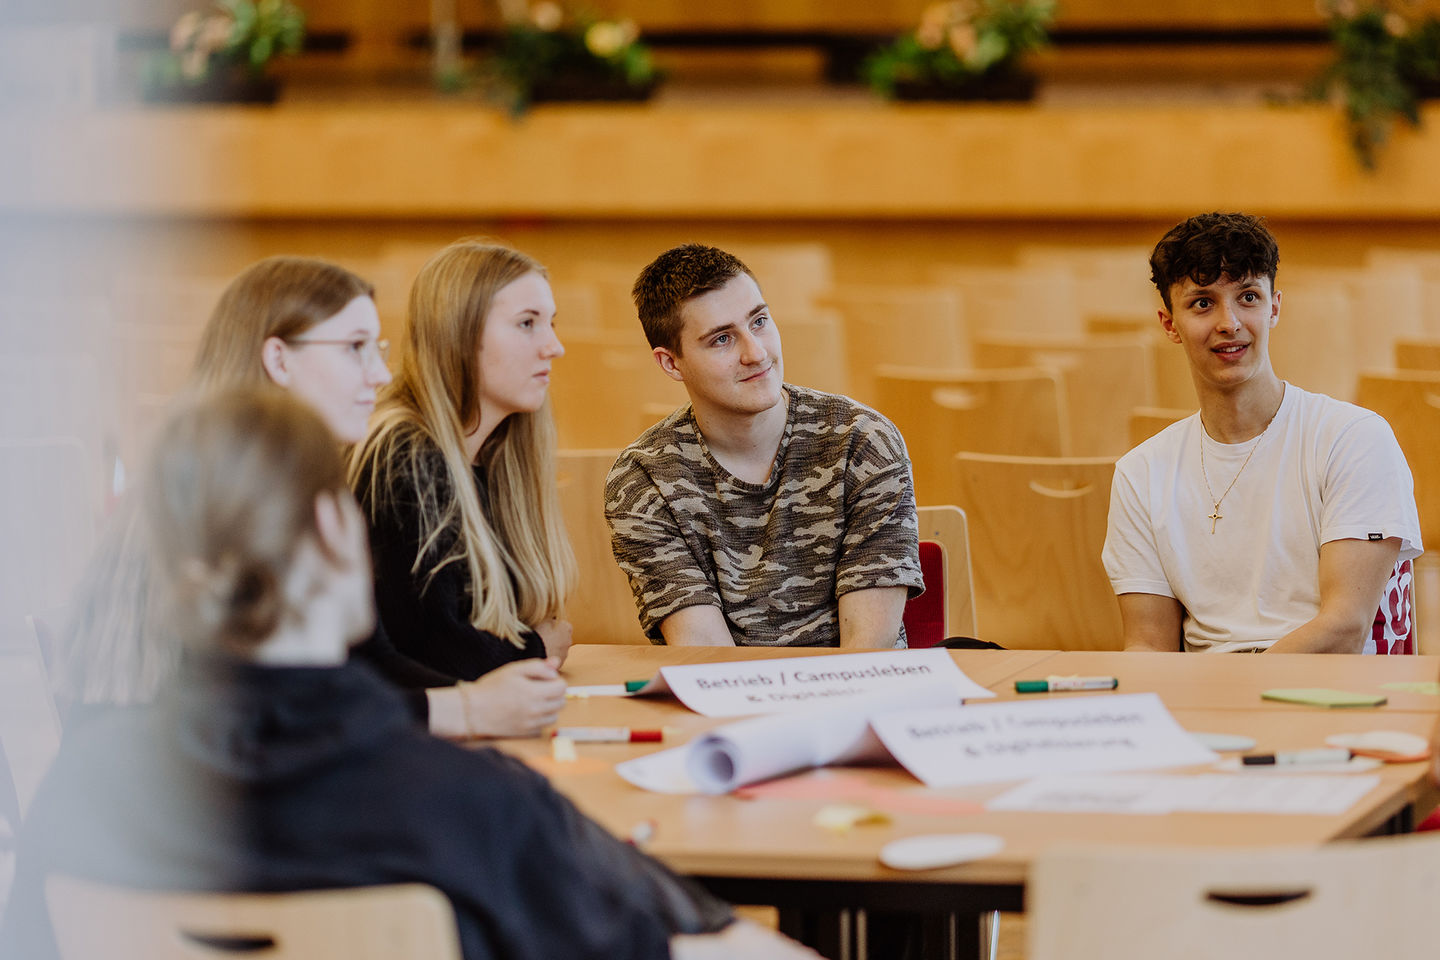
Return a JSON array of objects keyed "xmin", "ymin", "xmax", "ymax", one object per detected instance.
[
  {"xmin": 1265, "ymin": 613, "xmax": 1369, "ymax": 654},
  {"xmin": 658, "ymin": 605, "xmax": 737, "ymax": 647},
  {"xmin": 837, "ymin": 587, "xmax": 907, "ymax": 649}
]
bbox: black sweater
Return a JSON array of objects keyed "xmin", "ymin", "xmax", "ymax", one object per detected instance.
[
  {"xmin": 0, "ymin": 659, "xmax": 730, "ymax": 960},
  {"xmin": 354, "ymin": 437, "xmax": 546, "ymax": 683}
]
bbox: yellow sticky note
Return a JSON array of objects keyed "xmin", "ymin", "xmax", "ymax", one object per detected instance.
[
  {"xmin": 812, "ymin": 804, "xmax": 891, "ymax": 834},
  {"xmin": 1261, "ymin": 688, "xmax": 1387, "ymax": 708}
]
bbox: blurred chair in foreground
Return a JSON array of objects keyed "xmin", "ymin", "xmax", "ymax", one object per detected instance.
[
  {"xmin": 45, "ymin": 877, "xmax": 462, "ymax": 960},
  {"xmin": 1030, "ymin": 833, "xmax": 1440, "ymax": 960}
]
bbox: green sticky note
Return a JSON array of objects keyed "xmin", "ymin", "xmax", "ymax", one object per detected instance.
[
  {"xmin": 1261, "ymin": 688, "xmax": 1388, "ymax": 708},
  {"xmin": 1380, "ymin": 682, "xmax": 1440, "ymax": 696}
]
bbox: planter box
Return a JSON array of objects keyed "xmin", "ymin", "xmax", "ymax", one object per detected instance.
[
  {"xmin": 891, "ymin": 72, "xmax": 1037, "ymax": 102},
  {"xmin": 143, "ymin": 71, "xmax": 280, "ymax": 105}
]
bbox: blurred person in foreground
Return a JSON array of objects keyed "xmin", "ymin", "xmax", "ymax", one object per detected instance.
[{"xmin": 0, "ymin": 388, "xmax": 817, "ymax": 960}]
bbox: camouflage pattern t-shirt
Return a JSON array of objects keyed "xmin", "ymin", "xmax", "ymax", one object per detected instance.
[{"xmin": 604, "ymin": 385, "xmax": 924, "ymax": 647}]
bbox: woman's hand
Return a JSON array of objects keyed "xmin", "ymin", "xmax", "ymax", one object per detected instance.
[
  {"xmin": 458, "ymin": 657, "xmax": 566, "ymax": 738},
  {"xmin": 535, "ymin": 617, "xmax": 574, "ymax": 666}
]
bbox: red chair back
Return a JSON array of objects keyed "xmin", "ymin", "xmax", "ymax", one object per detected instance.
[{"xmin": 903, "ymin": 540, "xmax": 946, "ymax": 648}]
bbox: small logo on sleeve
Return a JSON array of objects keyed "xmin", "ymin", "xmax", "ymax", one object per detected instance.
[{"xmin": 1368, "ymin": 533, "xmax": 1383, "ymax": 541}]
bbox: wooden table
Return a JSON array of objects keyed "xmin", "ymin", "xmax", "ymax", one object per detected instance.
[{"xmin": 498, "ymin": 646, "xmax": 1440, "ymax": 959}]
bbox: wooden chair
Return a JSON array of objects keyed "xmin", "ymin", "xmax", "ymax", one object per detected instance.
[
  {"xmin": 1285, "ymin": 265, "xmax": 1424, "ymax": 373},
  {"xmin": 1394, "ymin": 337, "xmax": 1440, "ymax": 371},
  {"xmin": 1127, "ymin": 406, "xmax": 1193, "ymax": 449},
  {"xmin": 727, "ymin": 242, "xmax": 835, "ymax": 321},
  {"xmin": 902, "ymin": 505, "xmax": 977, "ymax": 647},
  {"xmin": 777, "ymin": 310, "xmax": 849, "ymax": 397},
  {"xmin": 556, "ymin": 450, "xmax": 648, "ymax": 644},
  {"xmin": 971, "ymin": 334, "xmax": 1152, "ymax": 457},
  {"xmin": 1016, "ymin": 244, "xmax": 1157, "ymax": 324},
  {"xmin": 549, "ymin": 332, "xmax": 688, "ymax": 449},
  {"xmin": 1366, "ymin": 246, "xmax": 1440, "ymax": 336},
  {"xmin": 953, "ymin": 453, "xmax": 1121, "ymax": 650},
  {"xmin": 929, "ymin": 264, "xmax": 1083, "ymax": 339},
  {"xmin": 1029, "ymin": 832, "xmax": 1440, "ymax": 960},
  {"xmin": 1355, "ymin": 371, "xmax": 1440, "ymax": 653},
  {"xmin": 1269, "ymin": 288, "xmax": 1357, "ymax": 401},
  {"xmin": 1084, "ymin": 318, "xmax": 1198, "ymax": 411},
  {"xmin": 45, "ymin": 877, "xmax": 462, "ymax": 960},
  {"xmin": 1355, "ymin": 372, "xmax": 1440, "ymax": 549},
  {"xmin": 819, "ymin": 285, "xmax": 967, "ymax": 405},
  {"xmin": 873, "ymin": 366, "xmax": 1067, "ymax": 506}
]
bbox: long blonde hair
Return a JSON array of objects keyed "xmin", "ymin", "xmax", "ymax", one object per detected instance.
[
  {"xmin": 350, "ymin": 240, "xmax": 575, "ymax": 647},
  {"xmin": 60, "ymin": 256, "xmax": 374, "ymax": 704},
  {"xmin": 144, "ymin": 389, "xmax": 348, "ymax": 658}
]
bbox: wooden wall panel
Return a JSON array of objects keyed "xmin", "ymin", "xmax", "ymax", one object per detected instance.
[{"xmin": 10, "ymin": 102, "xmax": 1440, "ymax": 221}]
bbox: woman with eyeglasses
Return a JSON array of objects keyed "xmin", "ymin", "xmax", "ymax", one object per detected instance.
[
  {"xmin": 350, "ymin": 240, "xmax": 576, "ymax": 691},
  {"xmin": 60, "ymin": 256, "xmax": 564, "ymax": 739},
  {"xmin": 5, "ymin": 388, "xmax": 817, "ymax": 960}
]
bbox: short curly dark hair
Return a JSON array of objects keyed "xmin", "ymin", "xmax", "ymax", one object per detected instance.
[
  {"xmin": 632, "ymin": 243, "xmax": 756, "ymax": 355},
  {"xmin": 1149, "ymin": 212, "xmax": 1279, "ymax": 312}
]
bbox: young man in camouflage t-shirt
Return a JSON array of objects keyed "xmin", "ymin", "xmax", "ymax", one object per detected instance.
[{"xmin": 605, "ymin": 244, "xmax": 923, "ymax": 647}]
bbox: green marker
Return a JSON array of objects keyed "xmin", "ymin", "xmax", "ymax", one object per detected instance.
[
  {"xmin": 1015, "ymin": 676, "xmax": 1119, "ymax": 693},
  {"xmin": 624, "ymin": 680, "xmax": 649, "ymax": 693}
]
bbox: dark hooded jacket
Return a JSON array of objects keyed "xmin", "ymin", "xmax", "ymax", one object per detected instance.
[{"xmin": 0, "ymin": 658, "xmax": 729, "ymax": 960}]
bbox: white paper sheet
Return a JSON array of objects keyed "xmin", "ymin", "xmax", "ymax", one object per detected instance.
[
  {"xmin": 987, "ymin": 774, "xmax": 1382, "ymax": 816},
  {"xmin": 869, "ymin": 693, "xmax": 1217, "ymax": 787},
  {"xmin": 642, "ymin": 648, "xmax": 994, "ymax": 717},
  {"xmin": 614, "ymin": 745, "xmax": 698, "ymax": 794},
  {"xmin": 615, "ymin": 683, "xmax": 962, "ymax": 795}
]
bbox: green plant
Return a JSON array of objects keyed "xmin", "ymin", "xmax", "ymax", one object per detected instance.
[
  {"xmin": 863, "ymin": 0, "xmax": 1056, "ymax": 96},
  {"xmin": 1310, "ymin": 0, "xmax": 1440, "ymax": 169},
  {"xmin": 151, "ymin": 0, "xmax": 305, "ymax": 87},
  {"xmin": 488, "ymin": 2, "xmax": 658, "ymax": 115}
]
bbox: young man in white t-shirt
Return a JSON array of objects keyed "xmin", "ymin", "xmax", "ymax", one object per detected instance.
[{"xmin": 1102, "ymin": 212, "xmax": 1422, "ymax": 653}]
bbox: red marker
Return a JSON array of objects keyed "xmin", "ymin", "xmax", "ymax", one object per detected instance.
[{"xmin": 554, "ymin": 726, "xmax": 664, "ymax": 743}]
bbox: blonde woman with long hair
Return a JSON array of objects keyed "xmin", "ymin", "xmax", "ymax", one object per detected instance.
[
  {"xmin": 61, "ymin": 256, "xmax": 557, "ymax": 738},
  {"xmin": 351, "ymin": 239, "xmax": 576, "ymax": 689}
]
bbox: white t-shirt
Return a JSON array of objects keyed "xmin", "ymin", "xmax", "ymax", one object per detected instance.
[{"xmin": 1103, "ymin": 384, "xmax": 1422, "ymax": 653}]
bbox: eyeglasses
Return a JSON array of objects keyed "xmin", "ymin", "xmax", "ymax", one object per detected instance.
[{"xmin": 285, "ymin": 337, "xmax": 391, "ymax": 366}]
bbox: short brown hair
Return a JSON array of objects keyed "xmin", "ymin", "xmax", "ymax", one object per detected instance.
[
  {"xmin": 1149, "ymin": 213, "xmax": 1280, "ymax": 312},
  {"xmin": 632, "ymin": 243, "xmax": 755, "ymax": 355}
]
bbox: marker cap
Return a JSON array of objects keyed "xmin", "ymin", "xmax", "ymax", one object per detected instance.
[{"xmin": 1014, "ymin": 680, "xmax": 1051, "ymax": 693}]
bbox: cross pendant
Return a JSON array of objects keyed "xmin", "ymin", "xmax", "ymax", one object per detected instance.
[{"xmin": 1208, "ymin": 507, "xmax": 1222, "ymax": 534}]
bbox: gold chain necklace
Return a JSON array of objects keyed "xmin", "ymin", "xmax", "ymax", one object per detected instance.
[{"xmin": 1198, "ymin": 396, "xmax": 1283, "ymax": 535}]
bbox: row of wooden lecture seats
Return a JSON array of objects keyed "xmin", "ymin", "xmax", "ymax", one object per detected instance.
[{"xmin": 13, "ymin": 240, "xmax": 1440, "ymax": 459}]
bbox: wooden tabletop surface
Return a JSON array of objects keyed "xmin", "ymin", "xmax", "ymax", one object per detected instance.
[{"xmin": 492, "ymin": 645, "xmax": 1440, "ymax": 890}]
